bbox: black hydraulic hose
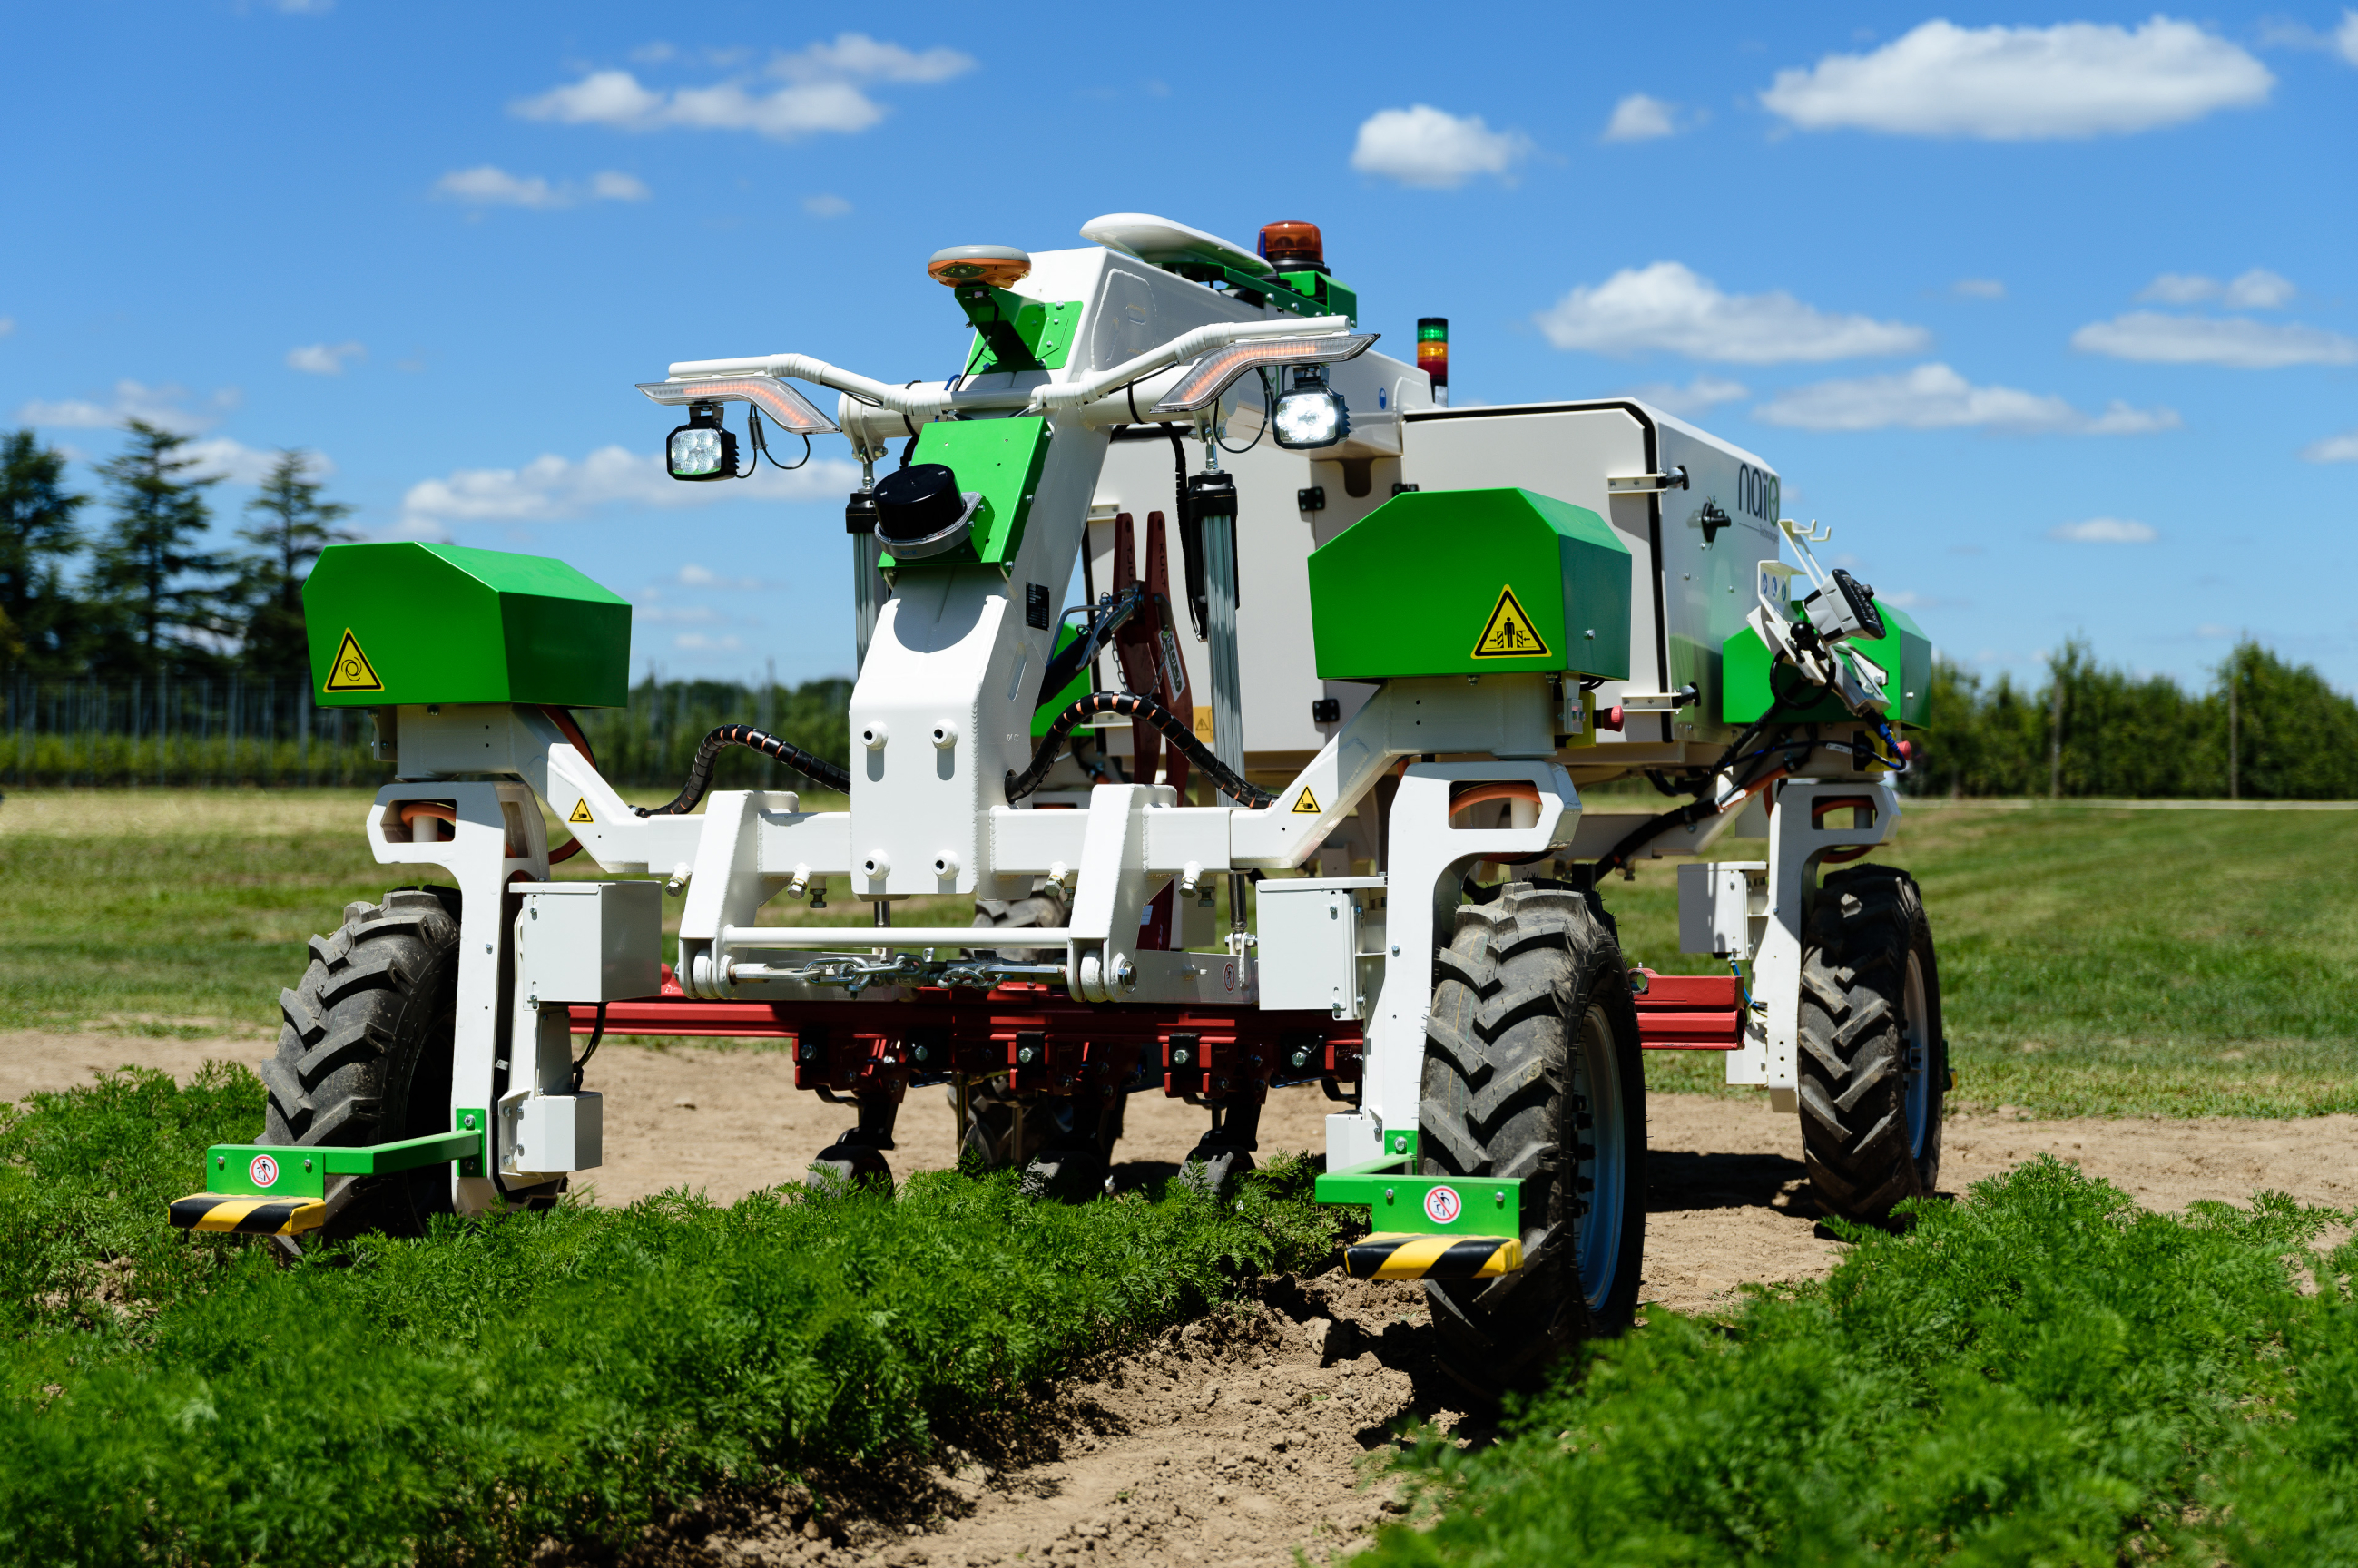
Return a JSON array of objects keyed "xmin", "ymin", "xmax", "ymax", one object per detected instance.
[
  {"xmin": 1034, "ymin": 585, "xmax": 1144, "ymax": 708},
  {"xmin": 636, "ymin": 724, "xmax": 852, "ymax": 817},
  {"xmin": 1007, "ymin": 692, "xmax": 1273, "ymax": 808},
  {"xmin": 1169, "ymin": 426, "xmax": 1209, "ymax": 640},
  {"xmin": 1588, "ymin": 713, "xmax": 1786, "ymax": 880},
  {"xmin": 571, "ymin": 1001, "xmax": 607, "ymax": 1091}
]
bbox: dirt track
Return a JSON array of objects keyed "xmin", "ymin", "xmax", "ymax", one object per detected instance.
[{"xmin": 11, "ymin": 1031, "xmax": 2356, "ymax": 1566}]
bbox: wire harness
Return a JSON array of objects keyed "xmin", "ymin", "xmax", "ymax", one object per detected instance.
[
  {"xmin": 1006, "ymin": 693, "xmax": 1274, "ymax": 808},
  {"xmin": 637, "ymin": 724, "xmax": 853, "ymax": 817}
]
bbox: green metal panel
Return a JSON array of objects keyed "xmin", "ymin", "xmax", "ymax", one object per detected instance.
[
  {"xmin": 1165, "ymin": 260, "xmax": 1354, "ymax": 326},
  {"xmin": 1720, "ymin": 602, "xmax": 1932, "ymax": 728},
  {"xmin": 1306, "ymin": 487, "xmax": 1631, "ymax": 681},
  {"xmin": 1272, "ymin": 269, "xmax": 1359, "ymax": 327},
  {"xmin": 305, "ymin": 543, "xmax": 632, "ymax": 709},
  {"xmin": 199, "ymin": 1124, "xmax": 485, "ymax": 1200},
  {"xmin": 882, "ymin": 416, "xmax": 1054, "ymax": 570},
  {"xmin": 1313, "ymin": 1137, "xmax": 1522, "ymax": 1240},
  {"xmin": 958, "ymin": 287, "xmax": 1081, "ymax": 375},
  {"xmin": 1032, "ymin": 622, "xmax": 1090, "ymax": 738}
]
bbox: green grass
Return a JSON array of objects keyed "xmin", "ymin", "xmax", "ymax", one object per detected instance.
[
  {"xmin": 0, "ymin": 1066, "xmax": 1337, "ymax": 1565},
  {"xmin": 1616, "ymin": 802, "xmax": 2358, "ymax": 1117},
  {"xmin": 3, "ymin": 789, "xmax": 2352, "ymax": 1117},
  {"xmin": 1351, "ymin": 1160, "xmax": 2358, "ymax": 1566}
]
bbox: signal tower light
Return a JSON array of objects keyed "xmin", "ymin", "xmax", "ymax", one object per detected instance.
[{"xmin": 1418, "ymin": 318, "xmax": 1449, "ymax": 407}]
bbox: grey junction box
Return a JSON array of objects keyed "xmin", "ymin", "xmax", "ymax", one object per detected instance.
[
  {"xmin": 1255, "ymin": 877, "xmax": 1388, "ymax": 1020},
  {"xmin": 516, "ymin": 881, "xmax": 664, "ymax": 1004}
]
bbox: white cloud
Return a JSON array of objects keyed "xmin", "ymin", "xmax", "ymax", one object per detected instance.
[
  {"xmin": 2302, "ymin": 429, "xmax": 2358, "ymax": 463},
  {"xmin": 675, "ymin": 563, "xmax": 770, "ymax": 589},
  {"xmin": 15, "ymin": 379, "xmax": 239, "ymax": 433},
  {"xmin": 399, "ymin": 446, "xmax": 859, "ymax": 529},
  {"xmin": 674, "ymin": 632, "xmax": 745, "ymax": 652},
  {"xmin": 2049, "ymin": 516, "xmax": 2157, "ymax": 544},
  {"xmin": 2070, "ymin": 312, "xmax": 2358, "ymax": 368},
  {"xmin": 2343, "ymin": 9, "xmax": 2358, "ymax": 65},
  {"xmin": 1760, "ymin": 17, "xmax": 2273, "ymax": 139},
  {"xmin": 0, "ymin": 317, "xmax": 14, "ymax": 337},
  {"xmin": 286, "ymin": 340, "xmax": 364, "ymax": 375},
  {"xmin": 632, "ymin": 604, "xmax": 725, "ymax": 625},
  {"xmin": 2136, "ymin": 268, "xmax": 2295, "ymax": 308},
  {"xmin": 1952, "ymin": 279, "xmax": 2006, "ymax": 300},
  {"xmin": 1536, "ymin": 261, "xmax": 1929, "ymax": 364},
  {"xmin": 1603, "ymin": 93, "xmax": 1677, "ymax": 142},
  {"xmin": 514, "ymin": 36, "xmax": 972, "ymax": 142},
  {"xmin": 772, "ymin": 34, "xmax": 973, "ymax": 83},
  {"xmin": 1349, "ymin": 105, "xmax": 1531, "ymax": 188},
  {"xmin": 433, "ymin": 166, "xmax": 648, "ymax": 209},
  {"xmin": 182, "ymin": 437, "xmax": 329, "ymax": 486},
  {"xmin": 1754, "ymin": 362, "xmax": 2179, "ymax": 435},
  {"xmin": 1618, "ymin": 375, "xmax": 1749, "ymax": 417},
  {"xmin": 802, "ymin": 193, "xmax": 852, "ymax": 218}
]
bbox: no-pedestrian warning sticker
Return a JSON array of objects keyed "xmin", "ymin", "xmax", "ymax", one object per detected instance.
[
  {"xmin": 323, "ymin": 628, "xmax": 383, "ymax": 692},
  {"xmin": 1470, "ymin": 586, "xmax": 1552, "ymax": 660},
  {"xmin": 248, "ymin": 1153, "xmax": 280, "ymax": 1189},
  {"xmin": 567, "ymin": 799, "xmax": 594, "ymax": 824},
  {"xmin": 1292, "ymin": 787, "xmax": 1321, "ymax": 815},
  {"xmin": 1423, "ymin": 1184, "xmax": 1462, "ymax": 1224}
]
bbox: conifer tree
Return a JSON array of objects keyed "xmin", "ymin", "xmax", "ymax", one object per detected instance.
[
  {"xmin": 233, "ymin": 449, "xmax": 352, "ymax": 683},
  {"xmin": 88, "ymin": 420, "xmax": 226, "ymax": 678},
  {"xmin": 0, "ymin": 429, "xmax": 85, "ymax": 675}
]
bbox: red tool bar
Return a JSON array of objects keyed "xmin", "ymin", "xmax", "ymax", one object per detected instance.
[
  {"xmin": 1632, "ymin": 969, "xmax": 1747, "ymax": 1051},
  {"xmin": 567, "ymin": 988, "xmax": 1361, "ymax": 1051}
]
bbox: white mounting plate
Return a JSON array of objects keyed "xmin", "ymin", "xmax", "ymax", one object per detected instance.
[{"xmin": 1079, "ymin": 212, "xmax": 1272, "ymax": 277}]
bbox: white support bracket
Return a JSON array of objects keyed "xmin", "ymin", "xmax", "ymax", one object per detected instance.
[
  {"xmin": 1328, "ymin": 761, "xmax": 1582, "ymax": 1171},
  {"xmin": 1728, "ymin": 778, "xmax": 1900, "ymax": 1110}
]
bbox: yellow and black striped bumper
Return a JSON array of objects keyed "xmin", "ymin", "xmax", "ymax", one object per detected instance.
[
  {"xmin": 168, "ymin": 1193, "xmax": 327, "ymax": 1235},
  {"xmin": 1345, "ymin": 1231, "xmax": 1523, "ymax": 1279}
]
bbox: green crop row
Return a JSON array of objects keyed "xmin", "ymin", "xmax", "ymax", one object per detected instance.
[
  {"xmin": 0, "ymin": 1066, "xmax": 1338, "ymax": 1566},
  {"xmin": 1351, "ymin": 1160, "xmax": 2358, "ymax": 1566}
]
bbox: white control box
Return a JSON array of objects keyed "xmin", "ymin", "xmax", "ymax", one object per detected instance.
[
  {"xmin": 1678, "ymin": 861, "xmax": 1768, "ymax": 958},
  {"xmin": 516, "ymin": 881, "xmax": 663, "ymax": 1004},
  {"xmin": 504, "ymin": 1090, "xmax": 604, "ymax": 1174},
  {"xmin": 1256, "ymin": 877, "xmax": 1388, "ymax": 1019}
]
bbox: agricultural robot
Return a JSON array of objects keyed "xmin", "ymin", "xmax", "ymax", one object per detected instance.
[{"xmin": 172, "ymin": 214, "xmax": 1943, "ymax": 1397}]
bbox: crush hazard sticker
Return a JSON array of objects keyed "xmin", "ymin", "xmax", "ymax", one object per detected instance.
[
  {"xmin": 1423, "ymin": 1184, "xmax": 1462, "ymax": 1225},
  {"xmin": 1292, "ymin": 787, "xmax": 1321, "ymax": 815},
  {"xmin": 248, "ymin": 1153, "xmax": 280, "ymax": 1189},
  {"xmin": 568, "ymin": 799, "xmax": 594, "ymax": 824},
  {"xmin": 323, "ymin": 628, "xmax": 383, "ymax": 692},
  {"xmin": 1470, "ymin": 586, "xmax": 1552, "ymax": 660}
]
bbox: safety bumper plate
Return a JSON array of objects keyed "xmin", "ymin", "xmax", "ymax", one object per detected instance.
[
  {"xmin": 1345, "ymin": 1231, "xmax": 1522, "ymax": 1279},
  {"xmin": 169, "ymin": 1193, "xmax": 327, "ymax": 1235}
]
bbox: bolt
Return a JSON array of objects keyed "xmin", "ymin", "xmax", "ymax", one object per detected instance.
[
  {"xmin": 304, "ymin": 1157, "xmax": 314, "ymax": 1172},
  {"xmin": 215, "ymin": 1154, "xmax": 225, "ymax": 1169},
  {"xmin": 1494, "ymin": 1191, "xmax": 1505, "ymax": 1207},
  {"xmin": 1383, "ymin": 1188, "xmax": 1395, "ymax": 1203},
  {"xmin": 1391, "ymin": 1133, "xmax": 1409, "ymax": 1154},
  {"xmin": 1017, "ymin": 1044, "xmax": 1037, "ymax": 1065},
  {"xmin": 1172, "ymin": 1047, "xmax": 1192, "ymax": 1065}
]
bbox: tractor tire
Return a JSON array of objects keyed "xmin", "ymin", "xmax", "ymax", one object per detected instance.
[
  {"xmin": 956, "ymin": 883, "xmax": 1124, "ymax": 1179},
  {"xmin": 1797, "ymin": 864, "xmax": 1946, "ymax": 1225},
  {"xmin": 260, "ymin": 887, "xmax": 562, "ymax": 1239},
  {"xmin": 1418, "ymin": 882, "xmax": 1646, "ymax": 1403}
]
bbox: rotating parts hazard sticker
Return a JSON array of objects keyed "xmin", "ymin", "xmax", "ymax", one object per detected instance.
[
  {"xmin": 323, "ymin": 628, "xmax": 383, "ymax": 692},
  {"xmin": 248, "ymin": 1153, "xmax": 280, "ymax": 1189},
  {"xmin": 1422, "ymin": 1184, "xmax": 1462, "ymax": 1225},
  {"xmin": 1471, "ymin": 586, "xmax": 1552, "ymax": 660}
]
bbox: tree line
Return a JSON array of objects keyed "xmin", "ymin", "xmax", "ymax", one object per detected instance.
[
  {"xmin": 1, "ymin": 423, "xmax": 346, "ymax": 684},
  {"xmin": 1908, "ymin": 638, "xmax": 2358, "ymax": 799}
]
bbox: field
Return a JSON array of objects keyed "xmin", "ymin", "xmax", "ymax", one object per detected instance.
[
  {"xmin": 4, "ymin": 789, "xmax": 2353, "ymax": 1115},
  {"xmin": 2, "ymin": 789, "xmax": 2354, "ymax": 1564}
]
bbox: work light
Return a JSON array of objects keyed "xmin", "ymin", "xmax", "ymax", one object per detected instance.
[
  {"xmin": 1271, "ymin": 364, "xmax": 1349, "ymax": 450},
  {"xmin": 667, "ymin": 403, "xmax": 737, "ymax": 482}
]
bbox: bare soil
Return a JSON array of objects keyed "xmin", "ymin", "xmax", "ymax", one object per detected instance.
[{"xmin": 11, "ymin": 1031, "xmax": 2355, "ymax": 1567}]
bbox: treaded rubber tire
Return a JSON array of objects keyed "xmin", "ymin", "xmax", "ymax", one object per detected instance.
[
  {"xmin": 1419, "ymin": 883, "xmax": 1646, "ymax": 1403},
  {"xmin": 260, "ymin": 887, "xmax": 466, "ymax": 1240},
  {"xmin": 1797, "ymin": 864, "xmax": 1946, "ymax": 1226}
]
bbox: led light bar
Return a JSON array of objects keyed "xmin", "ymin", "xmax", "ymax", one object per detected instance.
[
  {"xmin": 1149, "ymin": 333, "xmax": 1378, "ymax": 416},
  {"xmin": 636, "ymin": 375, "xmax": 840, "ymax": 435}
]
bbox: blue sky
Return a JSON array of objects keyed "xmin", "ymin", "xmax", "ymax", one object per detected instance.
[{"xmin": 3, "ymin": 2, "xmax": 2353, "ymax": 692}]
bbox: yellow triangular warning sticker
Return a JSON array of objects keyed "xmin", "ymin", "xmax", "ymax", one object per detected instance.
[
  {"xmin": 323, "ymin": 628, "xmax": 383, "ymax": 691},
  {"xmin": 1470, "ymin": 586, "xmax": 1552, "ymax": 660},
  {"xmin": 567, "ymin": 799, "xmax": 594, "ymax": 825},
  {"xmin": 1292, "ymin": 787, "xmax": 1321, "ymax": 815}
]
